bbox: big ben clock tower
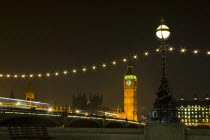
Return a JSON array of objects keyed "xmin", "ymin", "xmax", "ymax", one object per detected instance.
[{"xmin": 124, "ymin": 61, "xmax": 137, "ymax": 121}]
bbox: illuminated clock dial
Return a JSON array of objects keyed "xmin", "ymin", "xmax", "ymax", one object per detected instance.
[{"xmin": 126, "ymin": 80, "xmax": 132, "ymax": 86}]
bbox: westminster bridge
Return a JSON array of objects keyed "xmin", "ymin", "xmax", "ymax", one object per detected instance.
[{"xmin": 0, "ymin": 107, "xmax": 140, "ymax": 128}]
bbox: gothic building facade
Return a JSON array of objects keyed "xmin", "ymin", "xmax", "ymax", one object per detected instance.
[{"xmin": 72, "ymin": 92, "xmax": 103, "ymax": 113}]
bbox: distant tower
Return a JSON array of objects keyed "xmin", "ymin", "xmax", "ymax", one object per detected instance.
[
  {"xmin": 25, "ymin": 82, "xmax": 35, "ymax": 101},
  {"xmin": 124, "ymin": 59, "xmax": 138, "ymax": 121}
]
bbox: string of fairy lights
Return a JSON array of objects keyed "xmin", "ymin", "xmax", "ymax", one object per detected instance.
[{"xmin": 0, "ymin": 47, "xmax": 209, "ymax": 79}]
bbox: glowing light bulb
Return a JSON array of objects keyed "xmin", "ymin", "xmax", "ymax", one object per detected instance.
[
  {"xmin": 102, "ymin": 64, "xmax": 106, "ymax": 67},
  {"xmin": 38, "ymin": 74, "xmax": 42, "ymax": 77},
  {"xmin": 169, "ymin": 47, "xmax": 174, "ymax": 51},
  {"xmin": 156, "ymin": 49, "xmax": 160, "ymax": 52},
  {"xmin": 156, "ymin": 24, "xmax": 170, "ymax": 40},
  {"xmin": 55, "ymin": 72, "xmax": 59, "ymax": 76},
  {"xmin": 30, "ymin": 74, "xmax": 33, "ymax": 78},
  {"xmin": 46, "ymin": 73, "xmax": 50, "ymax": 77},
  {"xmin": 82, "ymin": 68, "xmax": 86, "ymax": 72},
  {"xmin": 22, "ymin": 74, "xmax": 25, "ymax": 78},
  {"xmin": 112, "ymin": 61, "xmax": 116, "ymax": 65},
  {"xmin": 133, "ymin": 55, "xmax": 137, "ymax": 59},
  {"xmin": 64, "ymin": 71, "xmax": 67, "ymax": 74},
  {"xmin": 144, "ymin": 52, "xmax": 149, "ymax": 56},
  {"xmin": 207, "ymin": 51, "xmax": 210, "ymax": 55},
  {"xmin": 123, "ymin": 58, "xmax": 127, "ymax": 62},
  {"xmin": 92, "ymin": 66, "xmax": 96, "ymax": 70},
  {"xmin": 48, "ymin": 108, "xmax": 52, "ymax": 112},
  {"xmin": 6, "ymin": 74, "xmax": 10, "ymax": 78},
  {"xmin": 14, "ymin": 75, "xmax": 18, "ymax": 78},
  {"xmin": 193, "ymin": 50, "xmax": 198, "ymax": 54},
  {"xmin": 0, "ymin": 74, "xmax": 3, "ymax": 77},
  {"xmin": 73, "ymin": 69, "xmax": 77, "ymax": 73},
  {"xmin": 181, "ymin": 48, "xmax": 186, "ymax": 53}
]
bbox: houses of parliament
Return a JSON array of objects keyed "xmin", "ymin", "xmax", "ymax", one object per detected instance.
[{"xmin": 5, "ymin": 62, "xmax": 210, "ymax": 126}]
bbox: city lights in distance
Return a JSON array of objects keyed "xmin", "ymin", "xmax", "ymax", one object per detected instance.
[
  {"xmin": 38, "ymin": 74, "xmax": 42, "ymax": 77},
  {"xmin": 55, "ymin": 72, "xmax": 59, "ymax": 76},
  {"xmin": 123, "ymin": 58, "xmax": 127, "ymax": 62},
  {"xmin": 112, "ymin": 61, "xmax": 116, "ymax": 65},
  {"xmin": 156, "ymin": 49, "xmax": 160, "ymax": 52}
]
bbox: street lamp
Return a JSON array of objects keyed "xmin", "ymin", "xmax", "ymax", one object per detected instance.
[
  {"xmin": 151, "ymin": 18, "xmax": 179, "ymax": 123},
  {"xmin": 156, "ymin": 20, "xmax": 170, "ymax": 41}
]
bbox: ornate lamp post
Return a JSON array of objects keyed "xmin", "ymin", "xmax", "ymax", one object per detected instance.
[{"xmin": 151, "ymin": 18, "xmax": 179, "ymax": 123}]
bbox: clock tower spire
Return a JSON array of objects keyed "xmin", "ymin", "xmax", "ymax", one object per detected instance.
[{"xmin": 123, "ymin": 57, "xmax": 138, "ymax": 121}]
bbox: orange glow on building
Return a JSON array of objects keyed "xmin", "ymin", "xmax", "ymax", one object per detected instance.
[{"xmin": 124, "ymin": 62, "xmax": 138, "ymax": 121}]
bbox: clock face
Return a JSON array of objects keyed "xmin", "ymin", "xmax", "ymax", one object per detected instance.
[{"xmin": 126, "ymin": 80, "xmax": 132, "ymax": 86}]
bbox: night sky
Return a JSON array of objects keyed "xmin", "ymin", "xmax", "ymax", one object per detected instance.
[{"xmin": 0, "ymin": 1, "xmax": 209, "ymax": 113}]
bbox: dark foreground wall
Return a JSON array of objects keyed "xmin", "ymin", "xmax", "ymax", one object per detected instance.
[
  {"xmin": 0, "ymin": 124, "xmax": 210, "ymax": 140},
  {"xmin": 0, "ymin": 127, "xmax": 144, "ymax": 140}
]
